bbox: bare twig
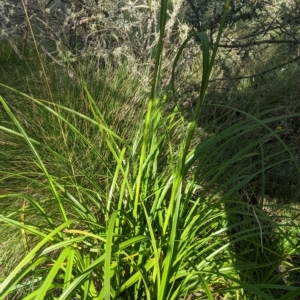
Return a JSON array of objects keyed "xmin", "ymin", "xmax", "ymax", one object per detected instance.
[
  {"xmin": 209, "ymin": 55, "xmax": 300, "ymax": 82},
  {"xmin": 216, "ymin": 38, "xmax": 300, "ymax": 49}
]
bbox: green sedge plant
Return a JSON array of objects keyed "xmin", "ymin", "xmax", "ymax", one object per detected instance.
[{"xmin": 1, "ymin": 0, "xmax": 300, "ymax": 299}]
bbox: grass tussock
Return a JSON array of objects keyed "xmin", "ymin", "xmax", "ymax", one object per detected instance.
[{"xmin": 1, "ymin": 1, "xmax": 300, "ymax": 299}]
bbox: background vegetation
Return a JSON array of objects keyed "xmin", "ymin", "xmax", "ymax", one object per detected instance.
[{"xmin": 1, "ymin": 0, "xmax": 300, "ymax": 299}]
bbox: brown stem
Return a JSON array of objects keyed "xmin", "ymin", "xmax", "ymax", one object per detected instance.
[{"xmin": 21, "ymin": 0, "xmax": 29, "ymax": 55}]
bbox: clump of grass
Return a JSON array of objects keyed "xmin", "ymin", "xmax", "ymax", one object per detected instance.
[
  {"xmin": 177, "ymin": 44, "xmax": 300, "ymax": 202},
  {"xmin": 0, "ymin": 41, "xmax": 148, "ymax": 286},
  {"xmin": 1, "ymin": 0, "xmax": 300, "ymax": 299},
  {"xmin": 1, "ymin": 91, "xmax": 300, "ymax": 299}
]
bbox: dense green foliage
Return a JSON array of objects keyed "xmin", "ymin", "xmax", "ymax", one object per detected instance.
[{"xmin": 0, "ymin": 0, "xmax": 300, "ymax": 299}]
